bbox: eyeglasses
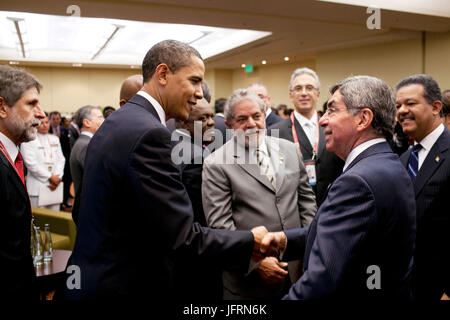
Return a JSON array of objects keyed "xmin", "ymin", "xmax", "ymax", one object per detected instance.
[{"xmin": 291, "ymin": 85, "xmax": 317, "ymax": 94}]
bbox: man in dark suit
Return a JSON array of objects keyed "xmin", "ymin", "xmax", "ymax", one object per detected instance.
[
  {"xmin": 269, "ymin": 68, "xmax": 343, "ymax": 206},
  {"xmin": 171, "ymin": 80, "xmax": 223, "ymax": 300},
  {"xmin": 263, "ymin": 75, "xmax": 416, "ymax": 300},
  {"xmin": 213, "ymin": 97, "xmax": 229, "ymax": 145},
  {"xmin": 248, "ymin": 82, "xmax": 282, "ymax": 128},
  {"xmin": 49, "ymin": 110, "xmax": 73, "ymax": 209},
  {"xmin": 69, "ymin": 105, "xmax": 104, "ymax": 225},
  {"xmin": 65, "ymin": 40, "xmax": 277, "ymax": 301},
  {"xmin": 0, "ymin": 65, "xmax": 45, "ymax": 299},
  {"xmin": 395, "ymin": 74, "xmax": 450, "ymax": 300}
]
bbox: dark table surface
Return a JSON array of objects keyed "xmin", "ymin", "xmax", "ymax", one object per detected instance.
[{"xmin": 35, "ymin": 249, "xmax": 72, "ymax": 277}]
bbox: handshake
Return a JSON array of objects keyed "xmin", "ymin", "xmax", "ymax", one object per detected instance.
[{"xmin": 250, "ymin": 226, "xmax": 287, "ymax": 261}]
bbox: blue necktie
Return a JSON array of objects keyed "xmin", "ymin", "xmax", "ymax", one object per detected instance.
[{"xmin": 407, "ymin": 144, "xmax": 422, "ymax": 181}]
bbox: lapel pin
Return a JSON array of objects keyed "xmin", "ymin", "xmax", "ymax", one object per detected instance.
[
  {"xmin": 435, "ymin": 156, "xmax": 440, "ymax": 162},
  {"xmin": 279, "ymin": 157, "xmax": 284, "ymax": 164}
]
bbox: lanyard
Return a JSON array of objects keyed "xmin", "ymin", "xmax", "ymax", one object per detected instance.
[
  {"xmin": 38, "ymin": 134, "xmax": 53, "ymax": 160},
  {"xmin": 290, "ymin": 112, "xmax": 319, "ymax": 159}
]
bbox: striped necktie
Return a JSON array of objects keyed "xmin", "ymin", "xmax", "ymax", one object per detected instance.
[
  {"xmin": 15, "ymin": 151, "xmax": 25, "ymax": 185},
  {"xmin": 407, "ymin": 144, "xmax": 422, "ymax": 181},
  {"xmin": 256, "ymin": 148, "xmax": 276, "ymax": 189}
]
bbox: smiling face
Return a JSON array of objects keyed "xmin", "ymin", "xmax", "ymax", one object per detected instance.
[
  {"xmin": 0, "ymin": 87, "xmax": 45, "ymax": 145},
  {"xmin": 163, "ymin": 55, "xmax": 205, "ymax": 121},
  {"xmin": 289, "ymin": 73, "xmax": 320, "ymax": 119},
  {"xmin": 395, "ymin": 84, "xmax": 441, "ymax": 142},
  {"xmin": 186, "ymin": 98, "xmax": 215, "ymax": 143},
  {"xmin": 227, "ymin": 99, "xmax": 266, "ymax": 148},
  {"xmin": 319, "ymin": 89, "xmax": 359, "ymax": 160}
]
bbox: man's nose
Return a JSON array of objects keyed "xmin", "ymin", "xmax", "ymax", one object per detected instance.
[
  {"xmin": 35, "ymin": 104, "xmax": 45, "ymax": 119},
  {"xmin": 318, "ymin": 112, "xmax": 328, "ymax": 127},
  {"xmin": 195, "ymin": 84, "xmax": 203, "ymax": 100}
]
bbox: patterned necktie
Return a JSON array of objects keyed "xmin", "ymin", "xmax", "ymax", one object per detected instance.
[
  {"xmin": 15, "ymin": 151, "xmax": 25, "ymax": 185},
  {"xmin": 256, "ymin": 148, "xmax": 276, "ymax": 189},
  {"xmin": 407, "ymin": 144, "xmax": 423, "ymax": 181}
]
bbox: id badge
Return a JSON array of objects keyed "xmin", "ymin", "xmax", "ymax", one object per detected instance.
[
  {"xmin": 304, "ymin": 159, "xmax": 317, "ymax": 186},
  {"xmin": 45, "ymin": 162, "xmax": 54, "ymax": 173}
]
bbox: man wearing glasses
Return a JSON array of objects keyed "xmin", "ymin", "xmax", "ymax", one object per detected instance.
[{"xmin": 269, "ymin": 68, "xmax": 343, "ymax": 206}]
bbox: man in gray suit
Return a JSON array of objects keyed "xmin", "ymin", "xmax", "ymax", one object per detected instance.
[
  {"xmin": 70, "ymin": 105, "xmax": 104, "ymax": 224},
  {"xmin": 202, "ymin": 88, "xmax": 317, "ymax": 300}
]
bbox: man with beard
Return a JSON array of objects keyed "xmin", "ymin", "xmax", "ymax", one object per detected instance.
[
  {"xmin": 202, "ymin": 88, "xmax": 316, "ymax": 299},
  {"xmin": 0, "ymin": 65, "xmax": 45, "ymax": 299}
]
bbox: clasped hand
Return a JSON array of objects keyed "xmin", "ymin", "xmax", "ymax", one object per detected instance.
[{"xmin": 250, "ymin": 226, "xmax": 287, "ymax": 262}]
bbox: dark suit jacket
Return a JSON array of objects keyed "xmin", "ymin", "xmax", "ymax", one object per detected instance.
[
  {"xmin": 283, "ymin": 142, "xmax": 416, "ymax": 300},
  {"xmin": 212, "ymin": 114, "xmax": 230, "ymax": 146},
  {"xmin": 65, "ymin": 94, "xmax": 253, "ymax": 300},
  {"xmin": 265, "ymin": 111, "xmax": 282, "ymax": 128},
  {"xmin": 400, "ymin": 127, "xmax": 450, "ymax": 300},
  {"xmin": 269, "ymin": 117, "xmax": 344, "ymax": 206},
  {"xmin": 69, "ymin": 123, "xmax": 80, "ymax": 149},
  {"xmin": 174, "ymin": 137, "xmax": 222, "ymax": 300},
  {"xmin": 0, "ymin": 150, "xmax": 36, "ymax": 299},
  {"xmin": 69, "ymin": 134, "xmax": 91, "ymax": 225}
]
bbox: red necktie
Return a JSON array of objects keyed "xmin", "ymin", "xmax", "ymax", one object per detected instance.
[{"xmin": 15, "ymin": 151, "xmax": 25, "ymax": 185}]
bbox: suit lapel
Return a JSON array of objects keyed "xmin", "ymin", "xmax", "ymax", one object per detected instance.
[
  {"xmin": 231, "ymin": 140, "xmax": 276, "ymax": 192},
  {"xmin": 0, "ymin": 152, "xmax": 29, "ymax": 202},
  {"xmin": 414, "ymin": 130, "xmax": 449, "ymax": 196}
]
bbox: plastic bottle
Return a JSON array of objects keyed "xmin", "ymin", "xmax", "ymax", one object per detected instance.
[{"xmin": 43, "ymin": 224, "xmax": 53, "ymax": 262}]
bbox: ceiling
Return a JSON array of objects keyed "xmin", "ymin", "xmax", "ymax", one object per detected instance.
[{"xmin": 1, "ymin": 0, "xmax": 449, "ymax": 69}]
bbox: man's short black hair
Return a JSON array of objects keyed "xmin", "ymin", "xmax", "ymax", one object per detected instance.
[
  {"xmin": 142, "ymin": 40, "xmax": 202, "ymax": 83},
  {"xmin": 395, "ymin": 74, "xmax": 442, "ymax": 105},
  {"xmin": 214, "ymin": 98, "xmax": 227, "ymax": 114}
]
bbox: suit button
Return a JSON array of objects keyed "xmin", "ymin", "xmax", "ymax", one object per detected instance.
[{"xmin": 276, "ymin": 196, "xmax": 280, "ymax": 203}]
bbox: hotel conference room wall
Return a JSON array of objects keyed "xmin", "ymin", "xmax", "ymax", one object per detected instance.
[{"xmin": 21, "ymin": 30, "xmax": 450, "ymax": 114}]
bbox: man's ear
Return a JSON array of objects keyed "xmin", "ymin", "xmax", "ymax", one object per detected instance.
[
  {"xmin": 0, "ymin": 97, "xmax": 9, "ymax": 119},
  {"xmin": 82, "ymin": 118, "xmax": 91, "ymax": 129},
  {"xmin": 431, "ymin": 100, "xmax": 442, "ymax": 116},
  {"xmin": 155, "ymin": 64, "xmax": 169, "ymax": 86},
  {"xmin": 225, "ymin": 120, "xmax": 232, "ymax": 129},
  {"xmin": 119, "ymin": 99, "xmax": 126, "ymax": 107},
  {"xmin": 357, "ymin": 108, "xmax": 374, "ymax": 131}
]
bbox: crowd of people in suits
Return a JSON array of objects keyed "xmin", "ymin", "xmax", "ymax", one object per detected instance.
[{"xmin": 0, "ymin": 39, "xmax": 449, "ymax": 302}]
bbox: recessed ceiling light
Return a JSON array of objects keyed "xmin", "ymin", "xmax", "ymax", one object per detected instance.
[
  {"xmin": 72, "ymin": 63, "xmax": 82, "ymax": 67},
  {"xmin": 261, "ymin": 60, "xmax": 267, "ymax": 65},
  {"xmin": 284, "ymin": 57, "xmax": 290, "ymax": 61},
  {"xmin": 9, "ymin": 61, "xmax": 19, "ymax": 65},
  {"xmin": 241, "ymin": 64, "xmax": 246, "ymax": 68}
]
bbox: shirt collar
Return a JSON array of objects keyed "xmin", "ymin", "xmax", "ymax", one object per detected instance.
[
  {"xmin": 294, "ymin": 110, "xmax": 317, "ymax": 127},
  {"xmin": 81, "ymin": 131, "xmax": 94, "ymax": 138},
  {"xmin": 0, "ymin": 131, "xmax": 19, "ymax": 162},
  {"xmin": 265, "ymin": 108, "xmax": 272, "ymax": 118},
  {"xmin": 137, "ymin": 90, "xmax": 166, "ymax": 126},
  {"xmin": 416, "ymin": 123, "xmax": 444, "ymax": 152},
  {"xmin": 343, "ymin": 138, "xmax": 386, "ymax": 172}
]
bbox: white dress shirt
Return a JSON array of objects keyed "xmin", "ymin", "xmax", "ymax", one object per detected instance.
[
  {"xmin": 415, "ymin": 123, "xmax": 444, "ymax": 170},
  {"xmin": 343, "ymin": 138, "xmax": 386, "ymax": 172},
  {"xmin": 0, "ymin": 131, "xmax": 19, "ymax": 163},
  {"xmin": 137, "ymin": 90, "xmax": 166, "ymax": 126}
]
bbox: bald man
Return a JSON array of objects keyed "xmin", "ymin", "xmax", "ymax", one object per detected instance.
[{"xmin": 119, "ymin": 74, "xmax": 143, "ymax": 107}]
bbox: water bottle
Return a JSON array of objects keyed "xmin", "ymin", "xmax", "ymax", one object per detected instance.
[
  {"xmin": 34, "ymin": 227, "xmax": 44, "ymax": 266},
  {"xmin": 43, "ymin": 224, "xmax": 53, "ymax": 263},
  {"xmin": 30, "ymin": 221, "xmax": 36, "ymax": 260}
]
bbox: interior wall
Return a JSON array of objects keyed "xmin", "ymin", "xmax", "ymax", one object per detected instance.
[
  {"xmin": 23, "ymin": 30, "xmax": 450, "ymax": 115},
  {"xmin": 25, "ymin": 66, "xmax": 141, "ymax": 114},
  {"xmin": 425, "ymin": 30, "xmax": 450, "ymax": 91}
]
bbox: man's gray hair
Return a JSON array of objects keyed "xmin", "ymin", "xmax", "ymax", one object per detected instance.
[
  {"xmin": 331, "ymin": 75, "xmax": 396, "ymax": 140},
  {"xmin": 289, "ymin": 67, "xmax": 320, "ymax": 91},
  {"xmin": 0, "ymin": 65, "xmax": 42, "ymax": 107},
  {"xmin": 76, "ymin": 105, "xmax": 102, "ymax": 129},
  {"xmin": 224, "ymin": 89, "xmax": 265, "ymax": 124}
]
